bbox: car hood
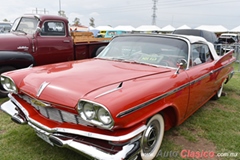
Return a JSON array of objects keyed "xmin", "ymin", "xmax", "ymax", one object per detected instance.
[
  {"xmin": 0, "ymin": 32, "xmax": 30, "ymax": 51},
  {"xmin": 16, "ymin": 59, "xmax": 171, "ymax": 107}
]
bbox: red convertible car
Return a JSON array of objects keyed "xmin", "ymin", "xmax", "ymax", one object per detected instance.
[{"xmin": 0, "ymin": 34, "xmax": 235, "ymax": 160}]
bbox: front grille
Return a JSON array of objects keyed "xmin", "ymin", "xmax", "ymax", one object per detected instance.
[{"xmin": 20, "ymin": 94, "xmax": 82, "ymax": 124}]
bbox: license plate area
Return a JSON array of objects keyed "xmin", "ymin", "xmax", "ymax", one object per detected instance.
[{"xmin": 35, "ymin": 129, "xmax": 54, "ymax": 146}]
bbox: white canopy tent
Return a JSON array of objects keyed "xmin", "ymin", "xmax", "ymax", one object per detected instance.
[
  {"xmin": 161, "ymin": 25, "xmax": 175, "ymax": 32},
  {"xmin": 230, "ymin": 25, "xmax": 240, "ymax": 33},
  {"xmin": 95, "ymin": 26, "xmax": 113, "ymax": 31},
  {"xmin": 177, "ymin": 25, "xmax": 191, "ymax": 29},
  {"xmin": 114, "ymin": 25, "xmax": 135, "ymax": 32},
  {"xmin": 133, "ymin": 25, "xmax": 161, "ymax": 32},
  {"xmin": 195, "ymin": 25, "xmax": 228, "ymax": 33}
]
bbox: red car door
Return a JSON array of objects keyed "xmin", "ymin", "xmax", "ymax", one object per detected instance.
[{"xmin": 185, "ymin": 44, "xmax": 216, "ymax": 116}]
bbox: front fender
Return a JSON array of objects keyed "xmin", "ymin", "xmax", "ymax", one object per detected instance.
[{"xmin": 0, "ymin": 51, "xmax": 34, "ymax": 69}]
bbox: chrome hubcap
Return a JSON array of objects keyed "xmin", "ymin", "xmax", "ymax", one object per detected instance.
[{"xmin": 142, "ymin": 120, "xmax": 160, "ymax": 153}]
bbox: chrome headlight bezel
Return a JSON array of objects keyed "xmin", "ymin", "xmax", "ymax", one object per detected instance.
[
  {"xmin": 0, "ymin": 75, "xmax": 18, "ymax": 94},
  {"xmin": 77, "ymin": 100, "xmax": 114, "ymax": 130}
]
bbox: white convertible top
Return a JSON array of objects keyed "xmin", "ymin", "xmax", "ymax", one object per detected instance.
[
  {"xmin": 172, "ymin": 34, "xmax": 220, "ymax": 60},
  {"xmin": 116, "ymin": 34, "xmax": 221, "ymax": 61}
]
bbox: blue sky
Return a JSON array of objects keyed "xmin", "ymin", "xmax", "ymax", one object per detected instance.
[{"xmin": 1, "ymin": 0, "xmax": 240, "ymax": 29}]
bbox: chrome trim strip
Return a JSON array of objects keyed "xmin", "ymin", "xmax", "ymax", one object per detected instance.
[
  {"xmin": 17, "ymin": 46, "xmax": 29, "ymax": 50},
  {"xmin": 95, "ymin": 82, "xmax": 123, "ymax": 99},
  {"xmin": 37, "ymin": 81, "xmax": 50, "ymax": 97},
  {"xmin": 9, "ymin": 94, "xmax": 29, "ymax": 117},
  {"xmin": 29, "ymin": 118, "xmax": 146, "ymax": 141}
]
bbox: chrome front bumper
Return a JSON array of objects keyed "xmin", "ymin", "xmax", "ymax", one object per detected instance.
[{"xmin": 0, "ymin": 98, "xmax": 144, "ymax": 160}]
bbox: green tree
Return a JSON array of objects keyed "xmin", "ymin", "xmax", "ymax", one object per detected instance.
[
  {"xmin": 3, "ymin": 19, "xmax": 9, "ymax": 22},
  {"xmin": 58, "ymin": 10, "xmax": 67, "ymax": 18},
  {"xmin": 73, "ymin": 17, "xmax": 80, "ymax": 26}
]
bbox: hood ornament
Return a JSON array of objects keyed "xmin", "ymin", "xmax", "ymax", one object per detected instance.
[{"xmin": 37, "ymin": 81, "xmax": 50, "ymax": 97}]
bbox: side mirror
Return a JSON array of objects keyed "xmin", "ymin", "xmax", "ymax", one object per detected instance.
[
  {"xmin": 175, "ymin": 59, "xmax": 187, "ymax": 75},
  {"xmin": 179, "ymin": 59, "xmax": 187, "ymax": 69}
]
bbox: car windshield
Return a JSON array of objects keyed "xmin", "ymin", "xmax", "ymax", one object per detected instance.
[
  {"xmin": 12, "ymin": 17, "xmax": 38, "ymax": 34},
  {"xmin": 97, "ymin": 36, "xmax": 188, "ymax": 68}
]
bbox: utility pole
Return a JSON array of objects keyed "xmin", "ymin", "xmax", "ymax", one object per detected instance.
[
  {"xmin": 152, "ymin": 0, "xmax": 158, "ymax": 25},
  {"xmin": 59, "ymin": 0, "xmax": 61, "ymax": 14},
  {"xmin": 58, "ymin": 0, "xmax": 66, "ymax": 17},
  {"xmin": 32, "ymin": 8, "xmax": 48, "ymax": 14}
]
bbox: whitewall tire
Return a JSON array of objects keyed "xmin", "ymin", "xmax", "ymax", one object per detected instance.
[{"xmin": 140, "ymin": 114, "xmax": 164, "ymax": 160}]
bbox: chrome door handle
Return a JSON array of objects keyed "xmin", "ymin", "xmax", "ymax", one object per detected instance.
[{"xmin": 63, "ymin": 40, "xmax": 70, "ymax": 43}]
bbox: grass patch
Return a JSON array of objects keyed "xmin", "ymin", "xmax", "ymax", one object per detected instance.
[{"xmin": 1, "ymin": 64, "xmax": 240, "ymax": 160}]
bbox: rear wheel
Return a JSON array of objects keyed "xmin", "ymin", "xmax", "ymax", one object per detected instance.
[
  {"xmin": 140, "ymin": 114, "xmax": 164, "ymax": 160},
  {"xmin": 0, "ymin": 66, "xmax": 15, "ymax": 98}
]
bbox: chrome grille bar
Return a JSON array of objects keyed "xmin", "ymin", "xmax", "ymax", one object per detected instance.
[{"xmin": 20, "ymin": 94, "xmax": 79, "ymax": 124}]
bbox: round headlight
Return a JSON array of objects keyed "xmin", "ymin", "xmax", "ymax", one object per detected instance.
[
  {"xmin": 83, "ymin": 103, "xmax": 96, "ymax": 119},
  {"xmin": 5, "ymin": 78, "xmax": 11, "ymax": 89},
  {"xmin": 1, "ymin": 76, "xmax": 18, "ymax": 94},
  {"xmin": 98, "ymin": 108, "xmax": 112, "ymax": 125}
]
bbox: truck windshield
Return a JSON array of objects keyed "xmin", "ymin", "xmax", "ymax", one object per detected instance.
[{"xmin": 12, "ymin": 17, "xmax": 38, "ymax": 34}]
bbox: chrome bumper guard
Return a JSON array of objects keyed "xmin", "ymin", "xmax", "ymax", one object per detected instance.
[
  {"xmin": 0, "ymin": 98, "xmax": 143, "ymax": 160},
  {"xmin": 225, "ymin": 70, "xmax": 234, "ymax": 84}
]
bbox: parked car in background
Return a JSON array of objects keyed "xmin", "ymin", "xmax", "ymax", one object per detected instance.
[
  {"xmin": 0, "ymin": 34, "xmax": 235, "ymax": 160},
  {"xmin": 218, "ymin": 33, "xmax": 239, "ymax": 43},
  {"xmin": 104, "ymin": 30, "xmax": 127, "ymax": 38},
  {"xmin": 99, "ymin": 30, "xmax": 107, "ymax": 37},
  {"xmin": 0, "ymin": 22, "xmax": 12, "ymax": 33},
  {"xmin": 217, "ymin": 33, "xmax": 239, "ymax": 54}
]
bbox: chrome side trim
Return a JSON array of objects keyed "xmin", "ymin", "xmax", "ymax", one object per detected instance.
[
  {"xmin": 37, "ymin": 81, "xmax": 50, "ymax": 97},
  {"xmin": 95, "ymin": 82, "xmax": 123, "ymax": 99},
  {"xmin": 17, "ymin": 46, "xmax": 29, "ymax": 50}
]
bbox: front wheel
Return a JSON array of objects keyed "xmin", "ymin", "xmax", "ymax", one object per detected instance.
[
  {"xmin": 0, "ymin": 66, "xmax": 15, "ymax": 98},
  {"xmin": 140, "ymin": 114, "xmax": 164, "ymax": 160}
]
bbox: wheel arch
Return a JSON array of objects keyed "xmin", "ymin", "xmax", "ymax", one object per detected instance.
[
  {"xmin": 0, "ymin": 51, "xmax": 35, "ymax": 69},
  {"xmin": 159, "ymin": 106, "xmax": 179, "ymax": 131}
]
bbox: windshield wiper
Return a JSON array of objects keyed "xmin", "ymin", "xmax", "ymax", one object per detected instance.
[
  {"xmin": 127, "ymin": 60, "xmax": 160, "ymax": 67},
  {"xmin": 96, "ymin": 57, "xmax": 160, "ymax": 67}
]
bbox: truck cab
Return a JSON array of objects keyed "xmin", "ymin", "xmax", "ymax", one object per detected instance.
[{"xmin": 8, "ymin": 14, "xmax": 74, "ymax": 66}]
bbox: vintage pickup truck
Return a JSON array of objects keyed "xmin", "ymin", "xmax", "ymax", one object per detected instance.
[{"xmin": 0, "ymin": 14, "xmax": 110, "ymax": 97}]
